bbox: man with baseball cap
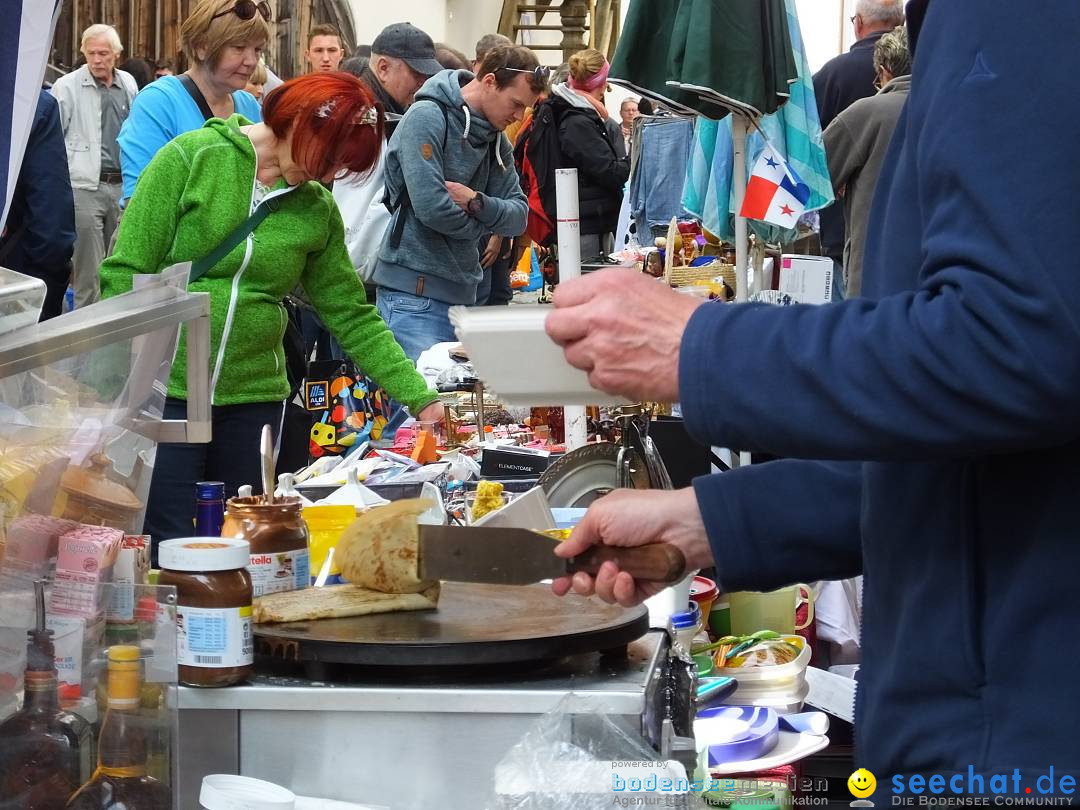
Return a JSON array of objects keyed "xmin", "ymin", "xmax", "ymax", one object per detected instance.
[{"xmin": 333, "ymin": 22, "xmax": 442, "ymax": 288}]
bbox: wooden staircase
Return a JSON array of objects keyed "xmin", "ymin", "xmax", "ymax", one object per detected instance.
[{"xmin": 498, "ymin": 0, "xmax": 621, "ymax": 65}]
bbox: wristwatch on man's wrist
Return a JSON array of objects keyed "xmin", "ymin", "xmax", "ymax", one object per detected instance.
[{"xmin": 467, "ymin": 194, "xmax": 485, "ymax": 217}]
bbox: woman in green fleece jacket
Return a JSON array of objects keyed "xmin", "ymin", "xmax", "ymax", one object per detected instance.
[{"xmin": 101, "ymin": 72, "xmax": 442, "ymax": 545}]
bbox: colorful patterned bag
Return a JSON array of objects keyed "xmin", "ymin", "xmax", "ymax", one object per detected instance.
[{"xmin": 303, "ymin": 360, "xmax": 393, "ymax": 459}]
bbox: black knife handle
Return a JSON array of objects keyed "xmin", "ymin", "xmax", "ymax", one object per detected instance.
[{"xmin": 568, "ymin": 544, "xmax": 687, "ymax": 584}]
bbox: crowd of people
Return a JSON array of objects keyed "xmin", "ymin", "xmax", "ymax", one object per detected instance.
[
  {"xmin": 2, "ymin": 1, "xmax": 645, "ymax": 329},
  {"xmin": 2, "ymin": 0, "xmax": 642, "ymax": 546},
  {"xmin": 4, "ymin": 0, "xmax": 1077, "ymax": 788}
]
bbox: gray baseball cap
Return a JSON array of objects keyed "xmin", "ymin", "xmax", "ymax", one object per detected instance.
[{"xmin": 371, "ymin": 23, "xmax": 443, "ymax": 77}]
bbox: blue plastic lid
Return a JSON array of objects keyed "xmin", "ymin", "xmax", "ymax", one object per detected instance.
[
  {"xmin": 196, "ymin": 481, "xmax": 225, "ymax": 500},
  {"xmin": 670, "ymin": 601, "xmax": 701, "ymax": 629}
]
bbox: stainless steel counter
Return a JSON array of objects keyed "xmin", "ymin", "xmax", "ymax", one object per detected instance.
[{"xmin": 177, "ymin": 631, "xmax": 665, "ymax": 809}]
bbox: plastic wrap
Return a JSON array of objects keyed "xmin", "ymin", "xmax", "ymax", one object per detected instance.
[
  {"xmin": 0, "ymin": 268, "xmax": 46, "ymax": 337},
  {"xmin": 0, "ymin": 268, "xmax": 192, "ymax": 539},
  {"xmin": 435, "ymin": 363, "xmax": 480, "ymax": 392},
  {"xmin": 491, "ymin": 696, "xmax": 706, "ymax": 809}
]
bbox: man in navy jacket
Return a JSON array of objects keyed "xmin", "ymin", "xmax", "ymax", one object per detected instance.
[
  {"xmin": 547, "ymin": 0, "xmax": 1080, "ymax": 792},
  {"xmin": 0, "ymin": 90, "xmax": 75, "ymax": 320}
]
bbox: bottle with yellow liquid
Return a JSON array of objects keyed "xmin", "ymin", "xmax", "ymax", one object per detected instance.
[{"xmin": 65, "ymin": 646, "xmax": 171, "ymax": 809}]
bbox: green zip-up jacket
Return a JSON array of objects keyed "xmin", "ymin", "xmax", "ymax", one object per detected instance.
[{"xmin": 101, "ymin": 116, "xmax": 438, "ymax": 414}]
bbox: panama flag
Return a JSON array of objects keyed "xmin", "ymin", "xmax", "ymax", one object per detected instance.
[{"xmin": 739, "ymin": 144, "xmax": 812, "ymax": 228}]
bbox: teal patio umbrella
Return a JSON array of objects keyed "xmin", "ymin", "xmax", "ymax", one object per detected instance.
[{"xmin": 612, "ymin": 0, "xmax": 830, "ymax": 303}]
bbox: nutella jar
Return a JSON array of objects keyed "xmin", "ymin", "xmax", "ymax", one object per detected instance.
[
  {"xmin": 158, "ymin": 538, "xmax": 254, "ymax": 688},
  {"xmin": 222, "ymin": 496, "xmax": 310, "ymax": 598}
]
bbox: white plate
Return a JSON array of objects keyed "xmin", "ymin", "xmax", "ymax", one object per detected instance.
[
  {"xmin": 702, "ymin": 730, "xmax": 829, "ymax": 776},
  {"xmin": 693, "ymin": 714, "xmax": 754, "ymax": 745}
]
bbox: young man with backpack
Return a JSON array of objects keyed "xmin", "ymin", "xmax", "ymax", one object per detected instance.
[{"xmin": 374, "ymin": 45, "xmax": 544, "ymax": 362}]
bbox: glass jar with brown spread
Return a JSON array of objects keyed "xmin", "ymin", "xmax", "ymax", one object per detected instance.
[
  {"xmin": 222, "ymin": 496, "xmax": 310, "ymax": 597},
  {"xmin": 158, "ymin": 538, "xmax": 253, "ymax": 688}
]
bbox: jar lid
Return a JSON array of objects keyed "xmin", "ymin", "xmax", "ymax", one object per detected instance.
[
  {"xmin": 159, "ymin": 538, "xmax": 250, "ymax": 572},
  {"xmin": 60, "ymin": 453, "xmax": 142, "ymax": 510},
  {"xmin": 199, "ymin": 774, "xmax": 295, "ymax": 810},
  {"xmin": 670, "ymin": 601, "xmax": 701, "ymax": 629},
  {"xmin": 197, "ymin": 481, "xmax": 226, "ymax": 500},
  {"xmin": 302, "ymin": 504, "xmax": 357, "ymax": 524},
  {"xmin": 690, "ymin": 575, "xmax": 719, "ymax": 601}
]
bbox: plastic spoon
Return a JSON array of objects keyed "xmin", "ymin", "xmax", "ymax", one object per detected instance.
[{"xmin": 260, "ymin": 424, "xmax": 275, "ymax": 504}]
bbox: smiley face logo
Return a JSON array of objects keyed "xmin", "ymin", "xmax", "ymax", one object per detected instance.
[{"xmin": 848, "ymin": 768, "xmax": 877, "ymax": 799}]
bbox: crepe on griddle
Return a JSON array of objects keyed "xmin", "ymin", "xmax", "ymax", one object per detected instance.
[
  {"xmin": 252, "ymin": 582, "xmax": 440, "ymax": 623},
  {"xmin": 337, "ymin": 497, "xmax": 437, "ymax": 594}
]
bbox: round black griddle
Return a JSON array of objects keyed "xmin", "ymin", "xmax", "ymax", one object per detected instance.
[{"xmin": 254, "ymin": 582, "xmax": 648, "ymax": 669}]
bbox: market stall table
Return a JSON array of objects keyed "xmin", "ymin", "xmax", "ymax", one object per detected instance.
[{"xmin": 178, "ymin": 630, "xmax": 668, "ymax": 809}]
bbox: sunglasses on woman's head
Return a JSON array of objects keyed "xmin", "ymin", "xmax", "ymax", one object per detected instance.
[
  {"xmin": 212, "ymin": 0, "xmax": 272, "ymax": 22},
  {"xmin": 500, "ymin": 65, "xmax": 551, "ymax": 83}
]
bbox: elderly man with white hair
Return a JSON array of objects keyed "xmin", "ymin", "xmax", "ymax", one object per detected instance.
[{"xmin": 51, "ymin": 24, "xmax": 137, "ymax": 309}]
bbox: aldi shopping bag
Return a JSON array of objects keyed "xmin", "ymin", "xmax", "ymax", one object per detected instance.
[{"xmin": 304, "ymin": 360, "xmax": 392, "ymax": 459}]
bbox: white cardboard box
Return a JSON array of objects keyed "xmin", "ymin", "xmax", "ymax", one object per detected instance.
[
  {"xmin": 778, "ymin": 255, "xmax": 834, "ymax": 305},
  {"xmin": 47, "ymin": 611, "xmax": 105, "ymax": 699},
  {"xmin": 804, "ymin": 665, "xmax": 857, "ymax": 723}
]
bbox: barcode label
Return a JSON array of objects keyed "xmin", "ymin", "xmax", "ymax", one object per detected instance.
[{"xmin": 194, "ymin": 655, "xmax": 222, "ymax": 664}]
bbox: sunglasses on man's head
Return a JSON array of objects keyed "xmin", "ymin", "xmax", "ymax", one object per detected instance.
[
  {"xmin": 212, "ymin": 0, "xmax": 272, "ymax": 22},
  {"xmin": 500, "ymin": 65, "xmax": 551, "ymax": 83}
]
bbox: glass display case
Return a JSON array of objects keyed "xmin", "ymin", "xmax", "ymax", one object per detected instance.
[
  {"xmin": 0, "ymin": 264, "xmax": 210, "ymax": 534},
  {"xmin": 0, "ymin": 265, "xmax": 208, "ymax": 809}
]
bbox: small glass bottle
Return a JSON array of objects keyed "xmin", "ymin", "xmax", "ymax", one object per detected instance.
[
  {"xmin": 65, "ymin": 645, "xmax": 171, "ymax": 809},
  {"xmin": 0, "ymin": 582, "xmax": 93, "ymax": 808},
  {"xmin": 194, "ymin": 481, "xmax": 226, "ymax": 536}
]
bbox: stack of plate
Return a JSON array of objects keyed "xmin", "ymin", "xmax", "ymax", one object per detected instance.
[{"xmin": 694, "ymin": 706, "xmax": 780, "ymax": 767}]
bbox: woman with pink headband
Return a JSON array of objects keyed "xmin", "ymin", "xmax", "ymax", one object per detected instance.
[{"xmin": 548, "ymin": 47, "xmax": 630, "ymax": 259}]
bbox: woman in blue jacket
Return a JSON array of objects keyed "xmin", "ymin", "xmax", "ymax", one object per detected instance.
[{"xmin": 117, "ymin": 0, "xmax": 266, "ymax": 201}]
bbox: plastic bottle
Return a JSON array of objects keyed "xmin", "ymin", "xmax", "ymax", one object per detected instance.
[{"xmin": 194, "ymin": 481, "xmax": 226, "ymax": 536}]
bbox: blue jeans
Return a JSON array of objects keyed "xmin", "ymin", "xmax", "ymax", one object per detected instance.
[
  {"xmin": 144, "ymin": 398, "xmax": 285, "ymax": 561},
  {"xmin": 376, "ymin": 288, "xmax": 457, "ymax": 364},
  {"xmin": 629, "ymin": 117, "xmax": 695, "ymax": 233}
]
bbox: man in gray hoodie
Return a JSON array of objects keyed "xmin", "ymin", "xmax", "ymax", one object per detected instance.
[{"xmin": 374, "ymin": 45, "xmax": 544, "ymax": 362}]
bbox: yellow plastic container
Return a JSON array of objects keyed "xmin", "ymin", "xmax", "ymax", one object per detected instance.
[{"xmin": 302, "ymin": 505, "xmax": 357, "ymax": 585}]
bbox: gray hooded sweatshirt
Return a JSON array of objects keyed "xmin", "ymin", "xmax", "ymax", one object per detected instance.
[{"xmin": 374, "ymin": 69, "xmax": 528, "ymax": 305}]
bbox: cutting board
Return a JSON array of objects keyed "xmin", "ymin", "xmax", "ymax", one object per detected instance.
[{"xmin": 255, "ymin": 582, "xmax": 648, "ymax": 668}]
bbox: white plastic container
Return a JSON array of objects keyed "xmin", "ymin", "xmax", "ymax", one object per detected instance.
[
  {"xmin": 725, "ymin": 681, "xmax": 811, "ymax": 715},
  {"xmin": 200, "ymin": 774, "xmax": 296, "ymax": 810},
  {"xmin": 714, "ymin": 635, "xmax": 811, "ymax": 691}
]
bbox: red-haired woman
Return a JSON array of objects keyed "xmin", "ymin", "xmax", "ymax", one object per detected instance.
[{"xmin": 101, "ymin": 73, "xmax": 442, "ymax": 548}]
